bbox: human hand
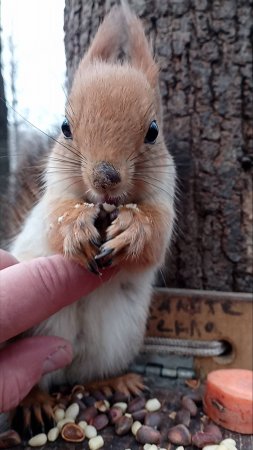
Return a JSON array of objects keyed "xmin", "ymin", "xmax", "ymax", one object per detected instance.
[{"xmin": 0, "ymin": 250, "xmax": 114, "ymax": 412}]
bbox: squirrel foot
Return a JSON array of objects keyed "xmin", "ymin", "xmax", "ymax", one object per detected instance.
[
  {"xmin": 86, "ymin": 373, "xmax": 145, "ymax": 397},
  {"xmin": 11, "ymin": 386, "xmax": 55, "ymax": 438}
]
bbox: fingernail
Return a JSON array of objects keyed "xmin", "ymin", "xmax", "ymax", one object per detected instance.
[{"xmin": 42, "ymin": 345, "xmax": 73, "ymax": 374}]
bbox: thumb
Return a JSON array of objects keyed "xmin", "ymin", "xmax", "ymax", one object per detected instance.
[{"xmin": 0, "ymin": 336, "xmax": 72, "ymax": 413}]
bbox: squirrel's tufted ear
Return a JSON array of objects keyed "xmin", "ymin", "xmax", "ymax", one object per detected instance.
[{"xmin": 85, "ymin": 1, "xmax": 158, "ymax": 88}]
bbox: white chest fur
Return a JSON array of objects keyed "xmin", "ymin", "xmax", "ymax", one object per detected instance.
[{"xmin": 10, "ymin": 199, "xmax": 156, "ymax": 390}]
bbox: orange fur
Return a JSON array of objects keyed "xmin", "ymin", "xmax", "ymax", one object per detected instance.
[{"xmin": 45, "ymin": 4, "xmax": 175, "ymax": 272}]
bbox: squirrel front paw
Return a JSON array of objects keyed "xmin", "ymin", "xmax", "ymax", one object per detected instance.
[
  {"xmin": 49, "ymin": 201, "xmax": 102, "ymax": 274},
  {"xmin": 95, "ymin": 204, "xmax": 152, "ymax": 269}
]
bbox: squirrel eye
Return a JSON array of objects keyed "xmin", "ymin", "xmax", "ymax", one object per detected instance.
[
  {"xmin": 61, "ymin": 118, "xmax": 72, "ymax": 139},
  {"xmin": 144, "ymin": 120, "xmax": 159, "ymax": 144}
]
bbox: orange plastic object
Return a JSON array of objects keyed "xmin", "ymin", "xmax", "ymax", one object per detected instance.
[{"xmin": 204, "ymin": 369, "xmax": 253, "ymax": 434}]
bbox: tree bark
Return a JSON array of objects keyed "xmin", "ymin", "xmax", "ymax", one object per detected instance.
[{"xmin": 64, "ymin": 0, "xmax": 253, "ymax": 293}]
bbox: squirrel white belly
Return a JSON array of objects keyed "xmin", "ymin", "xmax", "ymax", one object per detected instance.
[{"xmin": 9, "ymin": 3, "xmax": 176, "ymax": 392}]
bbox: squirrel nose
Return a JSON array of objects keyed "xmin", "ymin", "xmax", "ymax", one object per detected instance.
[{"xmin": 93, "ymin": 161, "xmax": 121, "ymax": 190}]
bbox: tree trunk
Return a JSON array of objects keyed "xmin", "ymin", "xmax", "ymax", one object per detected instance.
[{"xmin": 64, "ymin": 0, "xmax": 253, "ymax": 293}]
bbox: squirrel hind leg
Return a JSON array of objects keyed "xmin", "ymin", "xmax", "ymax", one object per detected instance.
[
  {"xmin": 11, "ymin": 386, "xmax": 55, "ymax": 439},
  {"xmin": 87, "ymin": 373, "xmax": 146, "ymax": 398}
]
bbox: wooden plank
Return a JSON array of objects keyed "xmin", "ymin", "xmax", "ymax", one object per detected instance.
[{"xmin": 147, "ymin": 288, "xmax": 253, "ymax": 376}]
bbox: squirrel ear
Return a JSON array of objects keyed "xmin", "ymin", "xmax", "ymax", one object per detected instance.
[{"xmin": 85, "ymin": 2, "xmax": 158, "ymax": 88}]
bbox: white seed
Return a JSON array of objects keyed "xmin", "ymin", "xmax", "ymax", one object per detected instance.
[
  {"xmin": 131, "ymin": 421, "xmax": 142, "ymax": 436},
  {"xmin": 88, "ymin": 435, "xmax": 104, "ymax": 450},
  {"xmin": 113, "ymin": 402, "xmax": 128, "ymax": 413},
  {"xmin": 219, "ymin": 445, "xmax": 233, "ymax": 450},
  {"xmin": 85, "ymin": 425, "xmax": 97, "ymax": 439},
  {"xmin": 175, "ymin": 447, "xmax": 185, "ymax": 450},
  {"xmin": 57, "ymin": 418, "xmax": 75, "ymax": 430},
  {"xmin": 28, "ymin": 433, "xmax": 47, "ymax": 447},
  {"xmin": 202, "ymin": 446, "xmax": 219, "ymax": 450},
  {"xmin": 145, "ymin": 398, "xmax": 161, "ymax": 412},
  {"xmin": 148, "ymin": 445, "xmax": 158, "ymax": 450},
  {"xmin": 103, "ymin": 202, "xmax": 116, "ymax": 212},
  {"xmin": 65, "ymin": 402, "xmax": 80, "ymax": 420},
  {"xmin": 54, "ymin": 407, "xmax": 65, "ymax": 422},
  {"xmin": 220, "ymin": 439, "xmax": 237, "ymax": 447},
  {"xmin": 47, "ymin": 427, "xmax": 59, "ymax": 442},
  {"xmin": 78, "ymin": 420, "xmax": 88, "ymax": 431},
  {"xmin": 144, "ymin": 445, "xmax": 151, "ymax": 450},
  {"xmin": 125, "ymin": 413, "xmax": 132, "ymax": 418}
]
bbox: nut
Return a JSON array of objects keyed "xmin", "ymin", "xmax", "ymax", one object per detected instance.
[
  {"xmin": 54, "ymin": 407, "xmax": 65, "ymax": 422},
  {"xmin": 57, "ymin": 418, "xmax": 75, "ymax": 430},
  {"xmin": 127, "ymin": 397, "xmax": 146, "ymax": 413},
  {"xmin": 132, "ymin": 408, "xmax": 146, "ymax": 422},
  {"xmin": 0, "ymin": 430, "xmax": 21, "ymax": 448},
  {"xmin": 83, "ymin": 395, "xmax": 96, "ymax": 406},
  {"xmin": 113, "ymin": 402, "xmax": 128, "ymax": 413},
  {"xmin": 203, "ymin": 423, "xmax": 223, "ymax": 442},
  {"xmin": 65, "ymin": 402, "xmax": 80, "ymax": 420},
  {"xmin": 78, "ymin": 420, "xmax": 88, "ymax": 431},
  {"xmin": 108, "ymin": 406, "xmax": 123, "ymax": 423},
  {"xmin": 175, "ymin": 409, "xmax": 191, "ymax": 426},
  {"xmin": 85, "ymin": 425, "xmax": 97, "ymax": 439},
  {"xmin": 144, "ymin": 412, "xmax": 162, "ymax": 429},
  {"xmin": 136, "ymin": 425, "xmax": 161, "ymax": 445},
  {"xmin": 61, "ymin": 423, "xmax": 85, "ymax": 442},
  {"xmin": 95, "ymin": 399, "xmax": 110, "ymax": 412},
  {"xmin": 145, "ymin": 398, "xmax": 161, "ymax": 412},
  {"xmin": 47, "ymin": 427, "xmax": 60, "ymax": 442},
  {"xmin": 78, "ymin": 405, "xmax": 98, "ymax": 423},
  {"xmin": 192, "ymin": 431, "xmax": 222, "ymax": 448},
  {"xmin": 202, "ymin": 446, "xmax": 219, "ymax": 450},
  {"xmin": 181, "ymin": 396, "xmax": 198, "ymax": 416},
  {"xmin": 92, "ymin": 413, "xmax": 109, "ymax": 430},
  {"xmin": 131, "ymin": 420, "xmax": 142, "ymax": 436},
  {"xmin": 88, "ymin": 435, "xmax": 104, "ymax": 450},
  {"xmin": 28, "ymin": 433, "xmax": 47, "ymax": 447},
  {"xmin": 167, "ymin": 424, "xmax": 191, "ymax": 446},
  {"xmin": 115, "ymin": 414, "xmax": 133, "ymax": 435}
]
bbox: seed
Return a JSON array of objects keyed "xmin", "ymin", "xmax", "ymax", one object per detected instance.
[
  {"xmin": 103, "ymin": 202, "xmax": 116, "ymax": 212},
  {"xmin": 83, "ymin": 395, "xmax": 96, "ymax": 406},
  {"xmin": 136, "ymin": 425, "xmax": 161, "ymax": 445},
  {"xmin": 108, "ymin": 406, "xmax": 123, "ymax": 423},
  {"xmin": 72, "ymin": 384, "xmax": 85, "ymax": 395},
  {"xmin": 57, "ymin": 418, "xmax": 75, "ymax": 430},
  {"xmin": 167, "ymin": 424, "xmax": 191, "ymax": 446},
  {"xmin": 47, "ymin": 427, "xmax": 60, "ymax": 442},
  {"xmin": 115, "ymin": 414, "xmax": 133, "ymax": 435},
  {"xmin": 54, "ymin": 407, "xmax": 65, "ymax": 422},
  {"xmin": 192, "ymin": 431, "xmax": 222, "ymax": 448},
  {"xmin": 204, "ymin": 424, "xmax": 223, "ymax": 442},
  {"xmin": 78, "ymin": 420, "xmax": 88, "ymax": 431},
  {"xmin": 92, "ymin": 414, "xmax": 109, "ymax": 430},
  {"xmin": 144, "ymin": 412, "xmax": 162, "ymax": 429},
  {"xmin": 28, "ymin": 433, "xmax": 47, "ymax": 447},
  {"xmin": 0, "ymin": 430, "xmax": 21, "ymax": 448},
  {"xmin": 132, "ymin": 408, "xmax": 146, "ymax": 422},
  {"xmin": 176, "ymin": 447, "xmax": 185, "ymax": 450},
  {"xmin": 175, "ymin": 409, "xmax": 191, "ymax": 426},
  {"xmin": 65, "ymin": 402, "xmax": 80, "ymax": 420},
  {"xmin": 144, "ymin": 445, "xmax": 152, "ymax": 450},
  {"xmin": 79, "ymin": 405, "xmax": 98, "ymax": 423},
  {"xmin": 95, "ymin": 399, "xmax": 110, "ymax": 412},
  {"xmin": 145, "ymin": 398, "xmax": 161, "ymax": 412},
  {"xmin": 220, "ymin": 439, "xmax": 237, "ymax": 447},
  {"xmin": 89, "ymin": 435, "xmax": 104, "ymax": 450},
  {"xmin": 181, "ymin": 396, "xmax": 198, "ymax": 416},
  {"xmin": 93, "ymin": 390, "xmax": 106, "ymax": 401},
  {"xmin": 85, "ymin": 425, "xmax": 97, "ymax": 439},
  {"xmin": 61, "ymin": 423, "xmax": 85, "ymax": 442},
  {"xmin": 127, "ymin": 396, "xmax": 146, "ymax": 413},
  {"xmin": 113, "ymin": 402, "xmax": 128, "ymax": 413},
  {"xmin": 131, "ymin": 420, "xmax": 142, "ymax": 436}
]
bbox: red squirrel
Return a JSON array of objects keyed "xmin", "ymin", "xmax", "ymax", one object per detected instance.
[{"xmin": 9, "ymin": 1, "xmax": 176, "ymax": 415}]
